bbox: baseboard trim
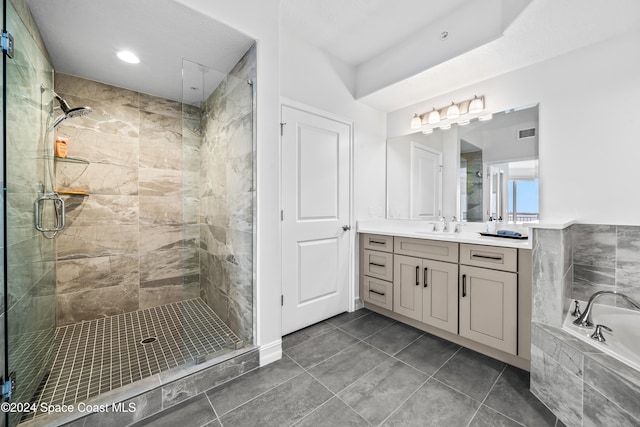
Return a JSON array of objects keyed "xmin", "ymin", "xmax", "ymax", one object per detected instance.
[
  {"xmin": 259, "ymin": 339, "xmax": 282, "ymax": 366},
  {"xmin": 354, "ymin": 298, "xmax": 364, "ymax": 311}
]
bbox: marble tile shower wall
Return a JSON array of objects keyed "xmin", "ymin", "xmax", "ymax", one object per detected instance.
[
  {"xmin": 199, "ymin": 45, "xmax": 255, "ymax": 344},
  {"xmin": 53, "ymin": 72, "xmax": 200, "ymax": 325}
]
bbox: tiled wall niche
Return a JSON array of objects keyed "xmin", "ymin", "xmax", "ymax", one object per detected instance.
[{"xmin": 531, "ymin": 224, "xmax": 640, "ymax": 426}]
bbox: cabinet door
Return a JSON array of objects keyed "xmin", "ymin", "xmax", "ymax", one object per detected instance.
[
  {"xmin": 459, "ymin": 265, "xmax": 517, "ymax": 355},
  {"xmin": 422, "ymin": 260, "xmax": 458, "ymax": 334},
  {"xmin": 393, "ymin": 254, "xmax": 423, "ymax": 321}
]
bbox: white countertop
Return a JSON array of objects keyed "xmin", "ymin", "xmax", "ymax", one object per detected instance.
[{"xmin": 357, "ymin": 219, "xmax": 533, "ymax": 249}]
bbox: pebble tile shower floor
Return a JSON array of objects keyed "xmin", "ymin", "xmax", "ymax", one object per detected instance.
[{"xmin": 20, "ymin": 298, "xmax": 241, "ymax": 423}]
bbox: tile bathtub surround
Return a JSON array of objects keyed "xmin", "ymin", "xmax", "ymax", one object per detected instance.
[
  {"xmin": 571, "ymin": 224, "xmax": 640, "ymax": 306},
  {"xmin": 120, "ymin": 310, "xmax": 563, "ymax": 427},
  {"xmin": 531, "ymin": 227, "xmax": 572, "ymax": 327},
  {"xmin": 530, "ymin": 323, "xmax": 640, "ymax": 427},
  {"xmin": 531, "ymin": 223, "xmax": 640, "ymax": 427}
]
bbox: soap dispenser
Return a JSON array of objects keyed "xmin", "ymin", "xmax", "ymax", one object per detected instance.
[{"xmin": 486, "ymin": 217, "xmax": 496, "ymax": 234}]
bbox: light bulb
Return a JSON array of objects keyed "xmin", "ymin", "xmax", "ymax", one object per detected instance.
[
  {"xmin": 427, "ymin": 108, "xmax": 440, "ymax": 125},
  {"xmin": 469, "ymin": 96, "xmax": 484, "ymax": 113},
  {"xmin": 117, "ymin": 50, "xmax": 140, "ymax": 64},
  {"xmin": 410, "ymin": 113, "xmax": 422, "ymax": 129},
  {"xmin": 446, "ymin": 102, "xmax": 460, "ymax": 119}
]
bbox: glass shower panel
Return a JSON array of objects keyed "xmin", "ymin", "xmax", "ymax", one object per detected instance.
[
  {"xmin": 182, "ymin": 54, "xmax": 254, "ymax": 362},
  {"xmin": 4, "ymin": 2, "xmax": 56, "ymax": 425}
]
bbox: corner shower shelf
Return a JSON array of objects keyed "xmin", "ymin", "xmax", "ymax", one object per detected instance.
[{"xmin": 54, "ymin": 156, "xmax": 90, "ymax": 165}]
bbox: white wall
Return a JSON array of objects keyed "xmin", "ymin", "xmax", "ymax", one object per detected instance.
[
  {"xmin": 387, "ymin": 28, "xmax": 640, "ymax": 225},
  {"xmin": 280, "ymin": 28, "xmax": 387, "ymax": 221},
  {"xmin": 174, "ymin": 0, "xmax": 282, "ymax": 364}
]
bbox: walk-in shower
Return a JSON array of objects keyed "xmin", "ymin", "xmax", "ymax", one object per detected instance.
[{"xmin": 2, "ymin": 1, "xmax": 257, "ymax": 426}]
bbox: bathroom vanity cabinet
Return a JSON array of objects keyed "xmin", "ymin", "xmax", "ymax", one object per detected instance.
[
  {"xmin": 359, "ymin": 232, "xmax": 532, "ymax": 370},
  {"xmin": 393, "ymin": 238, "xmax": 459, "ymax": 334}
]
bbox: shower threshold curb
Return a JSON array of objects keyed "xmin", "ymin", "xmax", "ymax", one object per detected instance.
[{"xmin": 19, "ymin": 345, "xmax": 258, "ymax": 427}]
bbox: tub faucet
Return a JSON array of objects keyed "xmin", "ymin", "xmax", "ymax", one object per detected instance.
[{"xmin": 573, "ymin": 291, "xmax": 640, "ymax": 328}]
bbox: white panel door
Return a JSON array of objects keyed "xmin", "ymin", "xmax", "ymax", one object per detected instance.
[
  {"xmin": 281, "ymin": 105, "xmax": 351, "ymax": 335},
  {"xmin": 411, "ymin": 144, "xmax": 442, "ymax": 219}
]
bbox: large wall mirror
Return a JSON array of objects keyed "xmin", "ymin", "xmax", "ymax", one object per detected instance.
[{"xmin": 387, "ymin": 104, "xmax": 539, "ymax": 223}]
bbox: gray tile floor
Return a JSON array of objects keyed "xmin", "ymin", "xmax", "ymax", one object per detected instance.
[{"xmin": 134, "ymin": 309, "xmax": 565, "ymax": 427}]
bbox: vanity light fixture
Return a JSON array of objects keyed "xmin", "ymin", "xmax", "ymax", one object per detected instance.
[
  {"xmin": 409, "ymin": 96, "xmax": 485, "ymax": 130},
  {"xmin": 117, "ymin": 50, "xmax": 140, "ymax": 64},
  {"xmin": 410, "ymin": 113, "xmax": 422, "ymax": 129},
  {"xmin": 427, "ymin": 108, "xmax": 440, "ymax": 125},
  {"xmin": 422, "ymin": 128, "xmax": 434, "ymax": 134},
  {"xmin": 446, "ymin": 102, "xmax": 460, "ymax": 119},
  {"xmin": 439, "ymin": 123, "xmax": 451, "ymax": 130}
]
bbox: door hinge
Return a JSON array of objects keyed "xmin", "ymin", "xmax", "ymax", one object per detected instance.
[
  {"xmin": 2, "ymin": 372, "xmax": 16, "ymax": 401},
  {"xmin": 2, "ymin": 30, "xmax": 14, "ymax": 59},
  {"xmin": 281, "ymin": 295, "xmax": 284, "ymax": 306},
  {"xmin": 280, "ymin": 122, "xmax": 286, "ymax": 136},
  {"xmin": 280, "ymin": 210, "xmax": 284, "ymax": 221}
]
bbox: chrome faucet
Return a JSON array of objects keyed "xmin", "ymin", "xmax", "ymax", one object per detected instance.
[{"xmin": 573, "ymin": 291, "xmax": 640, "ymax": 328}]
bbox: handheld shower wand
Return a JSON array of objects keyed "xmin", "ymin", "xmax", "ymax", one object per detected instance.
[{"xmin": 51, "ymin": 91, "xmax": 92, "ymax": 129}]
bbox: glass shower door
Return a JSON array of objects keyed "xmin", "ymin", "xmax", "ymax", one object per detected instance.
[
  {"xmin": 3, "ymin": 2, "xmax": 57, "ymax": 425},
  {"xmin": 181, "ymin": 55, "xmax": 255, "ymax": 363}
]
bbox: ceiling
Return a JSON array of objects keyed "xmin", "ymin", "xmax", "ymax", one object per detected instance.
[
  {"xmin": 354, "ymin": 0, "xmax": 640, "ymax": 111},
  {"xmin": 279, "ymin": 0, "xmax": 475, "ymax": 67},
  {"xmin": 26, "ymin": 0, "xmax": 640, "ymax": 112},
  {"xmin": 26, "ymin": 0, "xmax": 255, "ymax": 105}
]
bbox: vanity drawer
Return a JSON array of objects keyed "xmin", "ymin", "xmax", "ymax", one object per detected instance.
[
  {"xmin": 361, "ymin": 233, "xmax": 393, "ymax": 253},
  {"xmin": 460, "ymin": 244, "xmax": 518, "ymax": 272},
  {"xmin": 394, "ymin": 237, "xmax": 458, "ymax": 263},
  {"xmin": 362, "ymin": 249, "xmax": 393, "ymax": 281},
  {"xmin": 362, "ymin": 276, "xmax": 393, "ymax": 311}
]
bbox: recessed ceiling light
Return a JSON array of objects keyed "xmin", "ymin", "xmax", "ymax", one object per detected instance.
[{"xmin": 117, "ymin": 50, "xmax": 140, "ymax": 64}]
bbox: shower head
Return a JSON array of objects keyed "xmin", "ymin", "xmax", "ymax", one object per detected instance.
[
  {"xmin": 51, "ymin": 92, "xmax": 92, "ymax": 129},
  {"xmin": 65, "ymin": 106, "xmax": 92, "ymax": 119}
]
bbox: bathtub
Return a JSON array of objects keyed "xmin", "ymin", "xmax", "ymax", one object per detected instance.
[{"xmin": 563, "ymin": 303, "xmax": 640, "ymax": 372}]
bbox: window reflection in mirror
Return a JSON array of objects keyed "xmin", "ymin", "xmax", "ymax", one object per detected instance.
[
  {"xmin": 457, "ymin": 105, "xmax": 538, "ymax": 223},
  {"xmin": 386, "ymin": 104, "xmax": 538, "ymax": 224}
]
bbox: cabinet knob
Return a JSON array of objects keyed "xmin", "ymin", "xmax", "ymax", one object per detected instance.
[{"xmin": 342, "ymin": 225, "xmax": 351, "ymax": 231}]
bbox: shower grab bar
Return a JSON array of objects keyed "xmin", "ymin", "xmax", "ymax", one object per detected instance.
[{"xmin": 34, "ymin": 192, "xmax": 65, "ymax": 232}]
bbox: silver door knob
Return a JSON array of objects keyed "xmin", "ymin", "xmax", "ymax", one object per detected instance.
[{"xmin": 342, "ymin": 225, "xmax": 351, "ymax": 231}]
